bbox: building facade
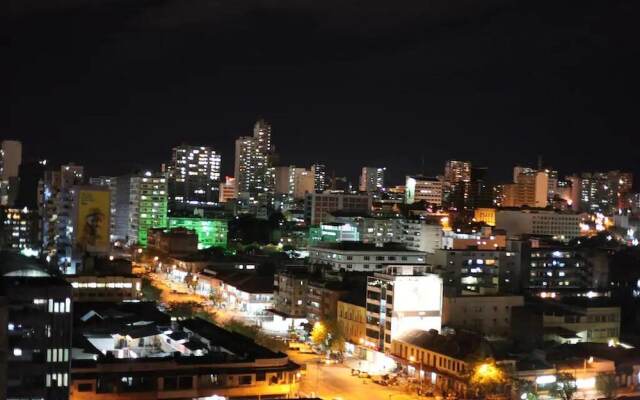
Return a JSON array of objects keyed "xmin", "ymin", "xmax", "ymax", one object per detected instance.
[
  {"xmin": 166, "ymin": 145, "xmax": 221, "ymax": 208},
  {"xmin": 304, "ymin": 192, "xmax": 371, "ymax": 225},
  {"xmin": 167, "ymin": 217, "xmax": 228, "ymax": 249},
  {"xmin": 128, "ymin": 172, "xmax": 168, "ymax": 247},
  {"xmin": 359, "ymin": 167, "xmax": 385, "ymax": 192},
  {"xmin": 442, "ymin": 294, "xmax": 524, "ymax": 337},
  {"xmin": 309, "ymin": 242, "xmax": 427, "ymax": 272},
  {"xmin": 495, "ymin": 209, "xmax": 582, "ymax": 240},
  {"xmin": 405, "ymin": 175, "xmax": 443, "ymax": 206}
]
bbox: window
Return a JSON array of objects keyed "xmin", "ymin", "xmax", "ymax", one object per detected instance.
[
  {"xmin": 178, "ymin": 376, "xmax": 193, "ymax": 389},
  {"xmin": 256, "ymin": 371, "xmax": 266, "ymax": 381},
  {"xmin": 239, "ymin": 375, "xmax": 252, "ymax": 385},
  {"xmin": 164, "ymin": 377, "xmax": 177, "ymax": 390}
]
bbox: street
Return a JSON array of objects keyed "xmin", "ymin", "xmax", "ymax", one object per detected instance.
[{"xmin": 288, "ymin": 351, "xmax": 421, "ymax": 400}]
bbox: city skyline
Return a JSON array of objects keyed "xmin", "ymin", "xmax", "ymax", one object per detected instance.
[{"xmin": 5, "ymin": 1, "xmax": 640, "ymax": 185}]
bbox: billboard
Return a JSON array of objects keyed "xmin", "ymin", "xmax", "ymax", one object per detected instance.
[{"xmin": 74, "ymin": 187, "xmax": 110, "ymax": 253}]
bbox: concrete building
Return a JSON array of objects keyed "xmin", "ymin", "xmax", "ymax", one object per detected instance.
[
  {"xmin": 309, "ymin": 242, "xmax": 427, "ymax": 272},
  {"xmin": 327, "ymin": 211, "xmax": 403, "ymax": 246},
  {"xmin": 38, "ymin": 164, "xmax": 85, "ymax": 272},
  {"xmin": 167, "ymin": 216, "xmax": 227, "ymax": 249},
  {"xmin": 1, "ymin": 253, "xmax": 73, "ymax": 400},
  {"xmin": 307, "ymin": 280, "xmax": 348, "ymax": 323},
  {"xmin": 495, "ymin": 208, "xmax": 582, "ymax": 240},
  {"xmin": 365, "ymin": 265, "xmax": 443, "ymax": 353},
  {"xmin": 429, "ymin": 248, "xmax": 521, "ymax": 294},
  {"xmin": 88, "ymin": 176, "xmax": 120, "ymax": 241},
  {"xmin": 337, "ymin": 291, "xmax": 367, "ymax": 348},
  {"xmin": 273, "ymin": 269, "xmax": 309, "ymax": 318},
  {"xmin": 405, "ymin": 175, "xmax": 443, "ymax": 206},
  {"xmin": 274, "ymin": 165, "xmax": 314, "ymax": 209},
  {"xmin": 166, "ymin": 145, "xmax": 221, "ymax": 208},
  {"xmin": 67, "ymin": 274, "xmax": 141, "ymax": 302},
  {"xmin": 441, "ymin": 227, "xmax": 506, "ymax": 251},
  {"xmin": 147, "ymin": 227, "xmax": 199, "ymax": 254},
  {"xmin": 195, "ymin": 270, "xmax": 273, "ymax": 316},
  {"xmin": 218, "ymin": 176, "xmax": 236, "ymax": 203},
  {"xmin": 0, "ymin": 140, "xmax": 22, "ymax": 206},
  {"xmin": 502, "ymin": 169, "xmax": 549, "ymax": 208},
  {"xmin": 443, "ymin": 160, "xmax": 472, "ymax": 209},
  {"xmin": 400, "ymin": 219, "xmax": 443, "ymax": 253},
  {"xmin": 304, "ymin": 192, "xmax": 371, "ymax": 225},
  {"xmin": 1, "ymin": 206, "xmax": 39, "ymax": 252},
  {"xmin": 442, "ymin": 294, "xmax": 524, "ymax": 336},
  {"xmin": 579, "ymin": 171, "xmax": 634, "ymax": 214},
  {"xmin": 234, "ymin": 119, "xmax": 275, "ymax": 206},
  {"xmin": 359, "ymin": 167, "xmax": 385, "ymax": 192},
  {"xmin": 311, "ymin": 164, "xmax": 327, "ymax": 192},
  {"xmin": 70, "ymin": 303, "xmax": 300, "ymax": 400},
  {"xmin": 128, "ymin": 171, "xmax": 168, "ymax": 247}
]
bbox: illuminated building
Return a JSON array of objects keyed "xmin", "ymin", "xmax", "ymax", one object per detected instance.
[
  {"xmin": 429, "ymin": 248, "xmax": 521, "ymax": 294},
  {"xmin": 327, "ymin": 211, "xmax": 403, "ymax": 246},
  {"xmin": 66, "ymin": 275, "xmax": 141, "ymax": 302},
  {"xmin": 495, "ymin": 208, "xmax": 582, "ymax": 240},
  {"xmin": 337, "ymin": 291, "xmax": 367, "ymax": 349},
  {"xmin": 304, "ymin": 192, "xmax": 371, "ymax": 225},
  {"xmin": 311, "ymin": 163, "xmax": 327, "ymax": 192},
  {"xmin": 405, "ymin": 175, "xmax": 442, "ymax": 205},
  {"xmin": 359, "ymin": 167, "xmax": 386, "ymax": 192},
  {"xmin": 234, "ymin": 119, "xmax": 275, "ymax": 206},
  {"xmin": 365, "ymin": 265, "xmax": 443, "ymax": 353},
  {"xmin": 195, "ymin": 270, "xmax": 273, "ymax": 315},
  {"xmin": 218, "ymin": 176, "xmax": 236, "ymax": 203},
  {"xmin": 441, "ymin": 226, "xmax": 506, "ymax": 251},
  {"xmin": 167, "ymin": 217, "xmax": 228, "ymax": 249},
  {"xmin": 38, "ymin": 164, "xmax": 85, "ymax": 272},
  {"xmin": 502, "ymin": 169, "xmax": 549, "ymax": 208},
  {"xmin": 474, "ymin": 207, "xmax": 496, "ymax": 226},
  {"xmin": 443, "ymin": 160, "xmax": 471, "ymax": 209},
  {"xmin": 274, "ymin": 165, "xmax": 314, "ymax": 209},
  {"xmin": 0, "ymin": 140, "xmax": 22, "ymax": 206},
  {"xmin": 309, "ymin": 242, "xmax": 427, "ymax": 272},
  {"xmin": 1, "ymin": 252, "xmax": 73, "ymax": 400},
  {"xmin": 273, "ymin": 269, "xmax": 309, "ymax": 318},
  {"xmin": 391, "ymin": 330, "xmax": 493, "ymax": 395},
  {"xmin": 308, "ymin": 222, "xmax": 360, "ymax": 244},
  {"xmin": 579, "ymin": 171, "xmax": 634, "ymax": 214},
  {"xmin": 70, "ymin": 302, "xmax": 300, "ymax": 400},
  {"xmin": 166, "ymin": 145, "xmax": 221, "ymax": 209},
  {"xmin": 400, "ymin": 218, "xmax": 443, "ymax": 253},
  {"xmin": 443, "ymin": 294, "xmax": 524, "ymax": 337},
  {"xmin": 128, "ymin": 171, "xmax": 168, "ymax": 247},
  {"xmin": 306, "ymin": 280, "xmax": 348, "ymax": 323},
  {"xmin": 1, "ymin": 206, "xmax": 39, "ymax": 252}
]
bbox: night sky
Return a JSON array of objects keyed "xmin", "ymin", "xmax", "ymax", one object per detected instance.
[{"xmin": 5, "ymin": 0, "xmax": 640, "ymax": 185}]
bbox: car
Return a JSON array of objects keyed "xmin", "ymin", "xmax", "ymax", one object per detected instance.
[
  {"xmin": 358, "ymin": 371, "xmax": 371, "ymax": 379},
  {"xmin": 371, "ymin": 375, "xmax": 388, "ymax": 385}
]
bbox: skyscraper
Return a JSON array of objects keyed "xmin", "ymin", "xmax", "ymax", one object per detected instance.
[
  {"xmin": 128, "ymin": 171, "xmax": 168, "ymax": 246},
  {"xmin": 443, "ymin": 160, "xmax": 472, "ymax": 209},
  {"xmin": 234, "ymin": 119, "xmax": 275, "ymax": 205},
  {"xmin": 311, "ymin": 164, "xmax": 327, "ymax": 192},
  {"xmin": 166, "ymin": 145, "xmax": 221, "ymax": 209},
  {"xmin": 579, "ymin": 171, "xmax": 633, "ymax": 214},
  {"xmin": 359, "ymin": 167, "xmax": 385, "ymax": 192}
]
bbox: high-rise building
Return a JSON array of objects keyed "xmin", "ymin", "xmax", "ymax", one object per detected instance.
[
  {"xmin": 219, "ymin": 176, "xmax": 237, "ymax": 203},
  {"xmin": 88, "ymin": 176, "xmax": 119, "ymax": 240},
  {"xmin": 311, "ymin": 164, "xmax": 327, "ymax": 192},
  {"xmin": 405, "ymin": 175, "xmax": 442, "ymax": 205},
  {"xmin": 1, "ymin": 207, "xmax": 40, "ymax": 253},
  {"xmin": 234, "ymin": 119, "xmax": 275, "ymax": 206},
  {"xmin": 128, "ymin": 172, "xmax": 168, "ymax": 246},
  {"xmin": 0, "ymin": 140, "xmax": 22, "ymax": 206},
  {"xmin": 365, "ymin": 265, "xmax": 443, "ymax": 353},
  {"xmin": 1, "ymin": 252, "xmax": 73, "ymax": 400},
  {"xmin": 359, "ymin": 167, "xmax": 385, "ymax": 192},
  {"xmin": 166, "ymin": 145, "xmax": 221, "ymax": 209},
  {"xmin": 443, "ymin": 160, "xmax": 472, "ymax": 209},
  {"xmin": 502, "ymin": 169, "xmax": 549, "ymax": 208},
  {"xmin": 38, "ymin": 164, "xmax": 84, "ymax": 271},
  {"xmin": 274, "ymin": 166, "xmax": 314, "ymax": 209},
  {"xmin": 579, "ymin": 171, "xmax": 634, "ymax": 214},
  {"xmin": 469, "ymin": 166, "xmax": 493, "ymax": 208}
]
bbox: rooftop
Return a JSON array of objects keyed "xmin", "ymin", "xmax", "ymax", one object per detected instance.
[
  {"xmin": 396, "ymin": 329, "xmax": 493, "ymax": 361},
  {"xmin": 311, "ymin": 241, "xmax": 420, "ymax": 253}
]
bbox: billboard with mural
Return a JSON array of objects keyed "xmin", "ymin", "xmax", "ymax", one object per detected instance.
[{"xmin": 74, "ymin": 188, "xmax": 110, "ymax": 253}]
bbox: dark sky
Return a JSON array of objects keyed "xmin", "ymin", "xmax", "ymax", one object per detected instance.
[{"xmin": 4, "ymin": 0, "xmax": 640, "ymax": 186}]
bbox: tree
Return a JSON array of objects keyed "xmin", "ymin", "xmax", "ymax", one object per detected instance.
[
  {"xmin": 550, "ymin": 373, "xmax": 578, "ymax": 400},
  {"xmin": 310, "ymin": 320, "xmax": 345, "ymax": 354},
  {"xmin": 310, "ymin": 321, "xmax": 328, "ymax": 347},
  {"xmin": 141, "ymin": 277, "xmax": 162, "ymax": 302},
  {"xmin": 596, "ymin": 373, "xmax": 618, "ymax": 399},
  {"xmin": 469, "ymin": 359, "xmax": 507, "ymax": 397},
  {"xmin": 166, "ymin": 301, "xmax": 203, "ymax": 320},
  {"xmin": 208, "ymin": 288, "xmax": 224, "ymax": 306}
]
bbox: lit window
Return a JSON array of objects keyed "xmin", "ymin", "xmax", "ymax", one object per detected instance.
[{"xmin": 13, "ymin": 348, "xmax": 22, "ymax": 356}]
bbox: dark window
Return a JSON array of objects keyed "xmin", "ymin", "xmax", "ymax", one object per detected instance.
[
  {"xmin": 240, "ymin": 375, "xmax": 252, "ymax": 385},
  {"xmin": 78, "ymin": 383, "xmax": 93, "ymax": 392},
  {"xmin": 164, "ymin": 377, "xmax": 178, "ymax": 391},
  {"xmin": 178, "ymin": 376, "xmax": 193, "ymax": 389},
  {"xmin": 366, "ymin": 329, "xmax": 380, "ymax": 339},
  {"xmin": 256, "ymin": 372, "xmax": 266, "ymax": 381}
]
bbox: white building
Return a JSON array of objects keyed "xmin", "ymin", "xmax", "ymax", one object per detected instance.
[
  {"xmin": 366, "ymin": 265, "xmax": 443, "ymax": 352},
  {"xmin": 400, "ymin": 219, "xmax": 443, "ymax": 253},
  {"xmin": 405, "ymin": 175, "xmax": 443, "ymax": 205},
  {"xmin": 308, "ymin": 242, "xmax": 426, "ymax": 272},
  {"xmin": 234, "ymin": 119, "xmax": 275, "ymax": 205},
  {"xmin": 359, "ymin": 167, "xmax": 385, "ymax": 192},
  {"xmin": 495, "ymin": 209, "xmax": 582, "ymax": 240}
]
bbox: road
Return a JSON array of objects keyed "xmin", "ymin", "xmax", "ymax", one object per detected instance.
[{"xmin": 288, "ymin": 351, "xmax": 421, "ymax": 400}]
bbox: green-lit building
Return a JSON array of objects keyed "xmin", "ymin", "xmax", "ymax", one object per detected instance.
[
  {"xmin": 129, "ymin": 172, "xmax": 168, "ymax": 247},
  {"xmin": 167, "ymin": 217, "xmax": 228, "ymax": 249}
]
